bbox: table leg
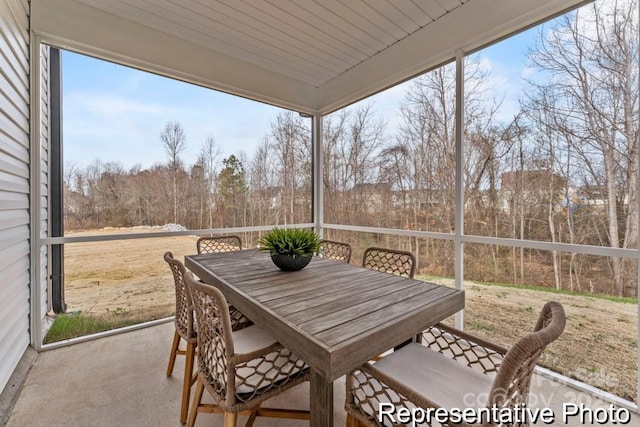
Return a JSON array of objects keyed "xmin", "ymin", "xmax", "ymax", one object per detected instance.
[{"xmin": 310, "ymin": 369, "xmax": 333, "ymax": 427}]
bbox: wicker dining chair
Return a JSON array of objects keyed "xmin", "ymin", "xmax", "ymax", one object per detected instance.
[
  {"xmin": 195, "ymin": 235, "xmax": 252, "ymax": 331},
  {"xmin": 196, "ymin": 235, "xmax": 242, "ymax": 254},
  {"xmin": 362, "ymin": 246, "xmax": 416, "ymax": 278},
  {"xmin": 164, "ymin": 251, "xmax": 198, "ymax": 424},
  {"xmin": 345, "ymin": 301, "xmax": 566, "ymax": 427},
  {"xmin": 320, "ymin": 239, "xmax": 352, "ymax": 263},
  {"xmin": 184, "ymin": 272, "xmax": 310, "ymax": 427}
]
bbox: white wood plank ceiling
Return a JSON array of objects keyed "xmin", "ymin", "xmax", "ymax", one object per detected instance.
[
  {"xmin": 32, "ymin": 0, "xmax": 587, "ymax": 114},
  {"xmin": 74, "ymin": 0, "xmax": 468, "ymax": 88}
]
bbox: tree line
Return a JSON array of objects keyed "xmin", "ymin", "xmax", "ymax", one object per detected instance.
[{"xmin": 64, "ymin": 1, "xmax": 638, "ymax": 296}]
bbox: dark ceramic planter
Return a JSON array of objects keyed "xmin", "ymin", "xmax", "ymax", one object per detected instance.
[{"xmin": 270, "ymin": 254, "xmax": 312, "ymax": 271}]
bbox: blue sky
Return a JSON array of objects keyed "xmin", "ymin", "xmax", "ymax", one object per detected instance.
[
  {"xmin": 62, "ymin": 52, "xmax": 286, "ymax": 169},
  {"xmin": 62, "ymin": 24, "xmax": 539, "ymax": 171}
]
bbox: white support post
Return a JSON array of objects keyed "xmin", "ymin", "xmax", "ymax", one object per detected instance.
[
  {"xmin": 637, "ymin": 47, "xmax": 640, "ymax": 412},
  {"xmin": 312, "ymin": 113, "xmax": 324, "ymax": 238},
  {"xmin": 30, "ymin": 33, "xmax": 43, "ymax": 350},
  {"xmin": 636, "ymin": 4, "xmax": 640, "ymax": 408},
  {"xmin": 454, "ymin": 49, "xmax": 465, "ymax": 330}
]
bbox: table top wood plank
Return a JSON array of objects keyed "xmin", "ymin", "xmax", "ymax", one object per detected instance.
[
  {"xmin": 267, "ymin": 264, "xmax": 390, "ymax": 295},
  {"xmin": 291, "ymin": 283, "xmax": 442, "ymax": 331},
  {"xmin": 317, "ymin": 286, "xmax": 460, "ymax": 346},
  {"xmin": 249, "ymin": 271, "xmax": 374, "ymax": 303},
  {"xmin": 194, "ymin": 253, "xmax": 357, "ymax": 293},
  {"xmin": 191, "ymin": 253, "xmax": 265, "ymax": 272},
  {"xmin": 192, "ymin": 256, "xmax": 315, "ymax": 298},
  {"xmin": 274, "ymin": 274, "xmax": 407, "ymax": 317},
  {"xmin": 328, "ymin": 289, "xmax": 465, "ymax": 377},
  {"xmin": 246, "ymin": 264, "xmax": 362, "ymax": 297}
]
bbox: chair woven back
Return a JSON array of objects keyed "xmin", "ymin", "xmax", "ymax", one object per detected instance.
[
  {"xmin": 186, "ymin": 273, "xmax": 234, "ymax": 404},
  {"xmin": 487, "ymin": 301, "xmax": 566, "ymax": 409},
  {"xmin": 362, "ymin": 246, "xmax": 416, "ymax": 278},
  {"xmin": 197, "ymin": 235, "xmax": 242, "ymax": 254},
  {"xmin": 195, "ymin": 236, "xmax": 252, "ymax": 332},
  {"xmin": 164, "ymin": 252, "xmax": 194, "ymax": 340},
  {"xmin": 320, "ymin": 240, "xmax": 352, "ymax": 263}
]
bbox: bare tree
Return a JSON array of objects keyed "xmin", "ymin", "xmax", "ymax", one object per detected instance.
[
  {"xmin": 247, "ymin": 141, "xmax": 278, "ymax": 227},
  {"xmin": 323, "ymin": 110, "xmax": 350, "ymax": 222},
  {"xmin": 398, "ymin": 57, "xmax": 503, "ymax": 234},
  {"xmin": 267, "ymin": 112, "xmax": 312, "ymax": 224},
  {"xmin": 396, "ymin": 57, "xmax": 505, "ymax": 274},
  {"xmin": 160, "ymin": 121, "xmax": 187, "ymax": 224},
  {"xmin": 197, "ymin": 135, "xmax": 221, "ymax": 228},
  {"xmin": 323, "ymin": 104, "xmax": 386, "ymax": 226},
  {"xmin": 523, "ymin": 0, "xmax": 639, "ymax": 295}
]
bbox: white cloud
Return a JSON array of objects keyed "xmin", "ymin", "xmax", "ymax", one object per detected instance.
[{"xmin": 63, "ymin": 86, "xmax": 283, "ymax": 169}]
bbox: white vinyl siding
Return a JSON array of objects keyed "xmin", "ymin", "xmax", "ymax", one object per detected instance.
[{"xmin": 0, "ymin": 0, "xmax": 31, "ymax": 394}]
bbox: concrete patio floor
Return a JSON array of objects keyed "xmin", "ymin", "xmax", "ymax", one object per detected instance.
[{"xmin": 4, "ymin": 322, "xmax": 638, "ymax": 426}]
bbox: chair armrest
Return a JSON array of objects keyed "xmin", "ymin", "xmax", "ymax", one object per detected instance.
[
  {"xmin": 421, "ymin": 323, "xmax": 508, "ymax": 375},
  {"xmin": 359, "ymin": 360, "xmax": 442, "ymax": 409}
]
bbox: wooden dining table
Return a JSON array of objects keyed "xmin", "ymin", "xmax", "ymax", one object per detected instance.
[{"xmin": 185, "ymin": 249, "xmax": 465, "ymax": 427}]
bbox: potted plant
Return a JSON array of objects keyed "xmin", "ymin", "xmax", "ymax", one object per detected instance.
[{"xmin": 258, "ymin": 227, "xmax": 322, "ymax": 271}]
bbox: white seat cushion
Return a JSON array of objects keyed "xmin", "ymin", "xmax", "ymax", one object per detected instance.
[
  {"xmin": 232, "ymin": 325, "xmax": 306, "ymax": 395},
  {"xmin": 232, "ymin": 324, "xmax": 278, "ymax": 353},
  {"xmin": 371, "ymin": 342, "xmax": 493, "ymax": 410}
]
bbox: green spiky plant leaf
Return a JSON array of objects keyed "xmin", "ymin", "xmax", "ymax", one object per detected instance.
[{"xmin": 258, "ymin": 228, "xmax": 322, "ymax": 257}]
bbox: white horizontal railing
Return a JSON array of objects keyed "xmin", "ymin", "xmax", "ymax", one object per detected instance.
[
  {"xmin": 324, "ymin": 223, "xmax": 639, "ymax": 260},
  {"xmin": 41, "ymin": 223, "xmax": 316, "ymax": 245},
  {"xmin": 46, "ymin": 222, "xmax": 638, "ymax": 260}
]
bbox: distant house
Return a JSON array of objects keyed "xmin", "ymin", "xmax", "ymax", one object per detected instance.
[
  {"xmin": 498, "ymin": 170, "xmax": 630, "ymax": 215},
  {"xmin": 501, "ymin": 170, "xmax": 567, "ymax": 192},
  {"xmin": 352, "ymin": 182, "xmax": 392, "ymax": 213},
  {"xmin": 575, "ymin": 184, "xmax": 609, "ymax": 208},
  {"xmin": 499, "ymin": 170, "xmax": 568, "ymax": 214}
]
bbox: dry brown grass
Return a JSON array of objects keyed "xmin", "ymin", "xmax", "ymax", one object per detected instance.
[
  {"xmin": 63, "ymin": 228, "xmax": 198, "ymax": 320},
  {"xmin": 61, "ymin": 228, "xmax": 637, "ymax": 403},
  {"xmin": 429, "ymin": 278, "xmax": 637, "ymax": 403}
]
